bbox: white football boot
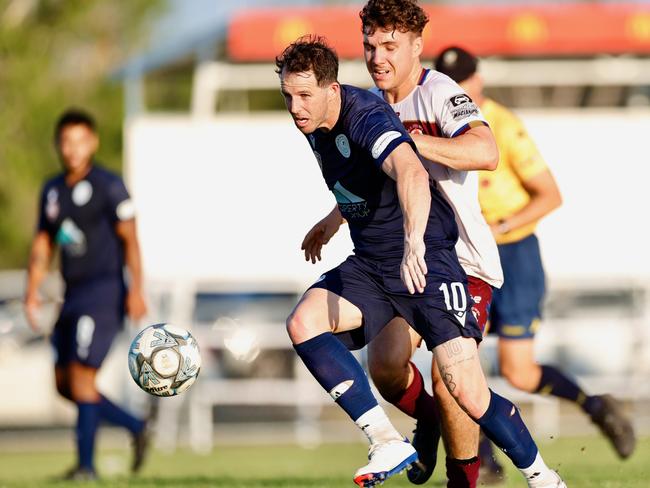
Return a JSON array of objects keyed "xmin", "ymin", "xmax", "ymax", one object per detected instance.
[
  {"xmin": 353, "ymin": 438, "xmax": 418, "ymax": 487},
  {"xmin": 527, "ymin": 470, "xmax": 567, "ymax": 488}
]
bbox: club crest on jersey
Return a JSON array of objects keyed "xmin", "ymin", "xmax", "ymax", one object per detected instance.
[
  {"xmin": 335, "ymin": 134, "xmax": 351, "ymax": 158},
  {"xmin": 72, "ymin": 180, "xmax": 93, "ymax": 206},
  {"xmin": 405, "ymin": 122, "xmax": 425, "ymax": 135}
]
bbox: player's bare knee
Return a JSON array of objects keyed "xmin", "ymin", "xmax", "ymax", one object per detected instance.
[
  {"xmin": 286, "ymin": 308, "xmax": 326, "ymax": 344},
  {"xmin": 70, "ymin": 380, "xmax": 99, "ymax": 403},
  {"xmin": 499, "ymin": 358, "xmax": 524, "ymax": 385},
  {"xmin": 55, "ymin": 378, "xmax": 73, "ymax": 401},
  {"xmin": 371, "ymin": 366, "xmax": 409, "ymax": 402},
  {"xmin": 502, "ymin": 366, "xmax": 535, "ymax": 391}
]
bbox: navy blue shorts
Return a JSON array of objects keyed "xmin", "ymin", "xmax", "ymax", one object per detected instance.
[
  {"xmin": 51, "ymin": 280, "xmax": 125, "ymax": 368},
  {"xmin": 309, "ymin": 251, "xmax": 482, "ymax": 351},
  {"xmin": 488, "ymin": 234, "xmax": 546, "ymax": 339}
]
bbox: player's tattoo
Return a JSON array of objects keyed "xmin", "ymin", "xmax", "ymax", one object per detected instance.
[
  {"xmin": 442, "ymin": 341, "xmax": 463, "ymax": 359},
  {"xmin": 443, "ymin": 372, "xmax": 457, "ymax": 393}
]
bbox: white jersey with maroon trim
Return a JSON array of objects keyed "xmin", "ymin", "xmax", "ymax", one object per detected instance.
[{"xmin": 370, "ymin": 69, "xmax": 503, "ymax": 288}]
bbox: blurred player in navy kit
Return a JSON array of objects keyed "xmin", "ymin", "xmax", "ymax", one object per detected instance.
[
  {"xmin": 278, "ymin": 36, "xmax": 565, "ymax": 487},
  {"xmin": 435, "ymin": 46, "xmax": 636, "ymax": 482},
  {"xmin": 24, "ymin": 109, "xmax": 149, "ymax": 480}
]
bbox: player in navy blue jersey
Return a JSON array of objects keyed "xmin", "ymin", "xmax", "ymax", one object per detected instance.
[
  {"xmin": 277, "ymin": 37, "xmax": 565, "ymax": 487},
  {"xmin": 24, "ymin": 109, "xmax": 149, "ymax": 480}
]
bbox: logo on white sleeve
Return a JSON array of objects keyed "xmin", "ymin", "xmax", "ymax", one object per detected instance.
[
  {"xmin": 116, "ymin": 199, "xmax": 136, "ymax": 221},
  {"xmin": 335, "ymin": 134, "xmax": 351, "ymax": 158},
  {"xmin": 371, "ymin": 131, "xmax": 401, "ymax": 159}
]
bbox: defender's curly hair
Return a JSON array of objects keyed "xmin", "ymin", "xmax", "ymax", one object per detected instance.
[
  {"xmin": 360, "ymin": 0, "xmax": 429, "ymax": 36},
  {"xmin": 275, "ymin": 35, "xmax": 339, "ymax": 86}
]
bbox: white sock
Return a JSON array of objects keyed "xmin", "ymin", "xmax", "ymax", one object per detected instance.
[
  {"xmin": 520, "ymin": 452, "xmax": 561, "ymax": 487},
  {"xmin": 354, "ymin": 405, "xmax": 403, "ymax": 445}
]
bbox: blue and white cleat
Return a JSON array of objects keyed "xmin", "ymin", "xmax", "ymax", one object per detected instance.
[{"xmin": 353, "ymin": 438, "xmax": 418, "ymax": 487}]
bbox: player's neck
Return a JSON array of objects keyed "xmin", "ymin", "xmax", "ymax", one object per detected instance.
[
  {"xmin": 320, "ymin": 92, "xmax": 342, "ymax": 133},
  {"xmin": 65, "ymin": 162, "xmax": 93, "ymax": 186},
  {"xmin": 383, "ymin": 62, "xmax": 424, "ymax": 104}
]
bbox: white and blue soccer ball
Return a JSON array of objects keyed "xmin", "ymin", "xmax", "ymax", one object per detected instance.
[{"xmin": 128, "ymin": 323, "xmax": 201, "ymax": 397}]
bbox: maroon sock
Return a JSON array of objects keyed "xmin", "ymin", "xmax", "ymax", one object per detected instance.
[
  {"xmin": 446, "ymin": 456, "xmax": 480, "ymax": 488},
  {"xmin": 392, "ymin": 362, "xmax": 438, "ymax": 424}
]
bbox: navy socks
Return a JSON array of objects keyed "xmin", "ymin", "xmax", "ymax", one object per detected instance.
[
  {"xmin": 99, "ymin": 395, "xmax": 144, "ymax": 434},
  {"xmin": 476, "ymin": 390, "xmax": 538, "ymax": 469},
  {"xmin": 76, "ymin": 402, "xmax": 100, "ymax": 470},
  {"xmin": 294, "ymin": 332, "xmax": 378, "ymax": 421}
]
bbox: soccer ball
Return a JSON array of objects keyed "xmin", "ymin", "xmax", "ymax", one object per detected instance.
[{"xmin": 128, "ymin": 323, "xmax": 201, "ymax": 397}]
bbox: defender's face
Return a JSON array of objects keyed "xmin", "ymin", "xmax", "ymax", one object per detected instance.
[
  {"xmin": 280, "ymin": 69, "xmax": 332, "ymax": 134},
  {"xmin": 363, "ymin": 28, "xmax": 422, "ymax": 92},
  {"xmin": 57, "ymin": 124, "xmax": 98, "ymax": 173}
]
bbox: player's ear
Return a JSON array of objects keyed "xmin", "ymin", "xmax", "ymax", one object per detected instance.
[
  {"xmin": 90, "ymin": 132, "xmax": 99, "ymax": 154},
  {"xmin": 327, "ymin": 81, "xmax": 340, "ymax": 100},
  {"xmin": 412, "ymin": 35, "xmax": 423, "ymax": 58}
]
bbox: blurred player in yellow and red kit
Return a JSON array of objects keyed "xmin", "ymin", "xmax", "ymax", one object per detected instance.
[{"xmin": 435, "ymin": 46, "xmax": 636, "ymax": 482}]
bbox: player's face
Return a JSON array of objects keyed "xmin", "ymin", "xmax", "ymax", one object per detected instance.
[
  {"xmin": 280, "ymin": 69, "xmax": 338, "ymax": 134},
  {"xmin": 57, "ymin": 124, "xmax": 98, "ymax": 174},
  {"xmin": 363, "ymin": 28, "xmax": 423, "ymax": 94}
]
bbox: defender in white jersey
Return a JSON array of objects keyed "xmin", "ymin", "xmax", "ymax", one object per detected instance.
[
  {"xmin": 301, "ymin": 2, "xmax": 565, "ymax": 488},
  {"xmin": 371, "ymin": 65, "xmax": 504, "ymax": 487},
  {"xmin": 371, "ymin": 69, "xmax": 503, "ymax": 290}
]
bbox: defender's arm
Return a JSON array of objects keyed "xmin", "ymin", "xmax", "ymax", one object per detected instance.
[{"xmin": 410, "ymin": 125, "xmax": 498, "ymax": 171}]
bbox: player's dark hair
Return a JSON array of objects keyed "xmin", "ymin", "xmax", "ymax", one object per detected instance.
[
  {"xmin": 54, "ymin": 108, "xmax": 96, "ymax": 143},
  {"xmin": 275, "ymin": 35, "xmax": 338, "ymax": 86},
  {"xmin": 360, "ymin": 0, "xmax": 429, "ymax": 36}
]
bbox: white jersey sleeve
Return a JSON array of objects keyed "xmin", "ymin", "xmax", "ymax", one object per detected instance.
[{"xmin": 428, "ymin": 71, "xmax": 487, "ymax": 137}]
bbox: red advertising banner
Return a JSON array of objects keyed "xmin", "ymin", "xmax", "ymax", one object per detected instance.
[{"xmin": 227, "ymin": 3, "xmax": 650, "ymax": 61}]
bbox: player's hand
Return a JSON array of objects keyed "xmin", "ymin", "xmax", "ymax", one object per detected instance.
[
  {"xmin": 401, "ymin": 238, "xmax": 427, "ymax": 294},
  {"xmin": 24, "ymin": 292, "xmax": 41, "ymax": 332},
  {"xmin": 301, "ymin": 209, "xmax": 343, "ymax": 264},
  {"xmin": 126, "ymin": 288, "xmax": 147, "ymax": 323}
]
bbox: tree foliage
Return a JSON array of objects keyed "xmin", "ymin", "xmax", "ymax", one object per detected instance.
[{"xmin": 0, "ymin": 0, "xmax": 163, "ymax": 268}]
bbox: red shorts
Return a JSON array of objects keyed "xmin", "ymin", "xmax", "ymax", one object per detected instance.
[{"xmin": 467, "ymin": 275, "xmax": 493, "ymax": 335}]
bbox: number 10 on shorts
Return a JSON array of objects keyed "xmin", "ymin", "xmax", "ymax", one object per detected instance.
[{"xmin": 439, "ymin": 282, "xmax": 468, "ymax": 317}]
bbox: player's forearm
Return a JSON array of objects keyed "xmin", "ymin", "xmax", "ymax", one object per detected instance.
[
  {"xmin": 412, "ymin": 129, "xmax": 498, "ymax": 171},
  {"xmin": 397, "ymin": 168, "xmax": 431, "ymax": 243},
  {"xmin": 124, "ymin": 239, "xmax": 144, "ymax": 292},
  {"xmin": 496, "ymin": 192, "xmax": 562, "ymax": 234},
  {"xmin": 328, "ymin": 204, "xmax": 346, "ymax": 225},
  {"xmin": 25, "ymin": 235, "xmax": 52, "ymax": 298}
]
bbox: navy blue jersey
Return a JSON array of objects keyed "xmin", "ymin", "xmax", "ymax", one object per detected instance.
[
  {"xmin": 307, "ymin": 85, "xmax": 458, "ymax": 261},
  {"xmin": 37, "ymin": 164, "xmax": 134, "ymax": 287}
]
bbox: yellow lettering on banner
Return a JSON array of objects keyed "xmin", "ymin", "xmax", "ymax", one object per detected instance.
[
  {"xmin": 274, "ymin": 19, "xmax": 313, "ymax": 51},
  {"xmin": 626, "ymin": 13, "xmax": 650, "ymax": 43},
  {"xmin": 507, "ymin": 14, "xmax": 548, "ymax": 45}
]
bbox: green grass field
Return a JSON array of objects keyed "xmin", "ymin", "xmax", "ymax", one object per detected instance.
[{"xmin": 0, "ymin": 437, "xmax": 648, "ymax": 487}]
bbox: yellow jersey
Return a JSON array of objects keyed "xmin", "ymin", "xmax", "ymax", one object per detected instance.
[{"xmin": 479, "ymin": 98, "xmax": 548, "ymax": 245}]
